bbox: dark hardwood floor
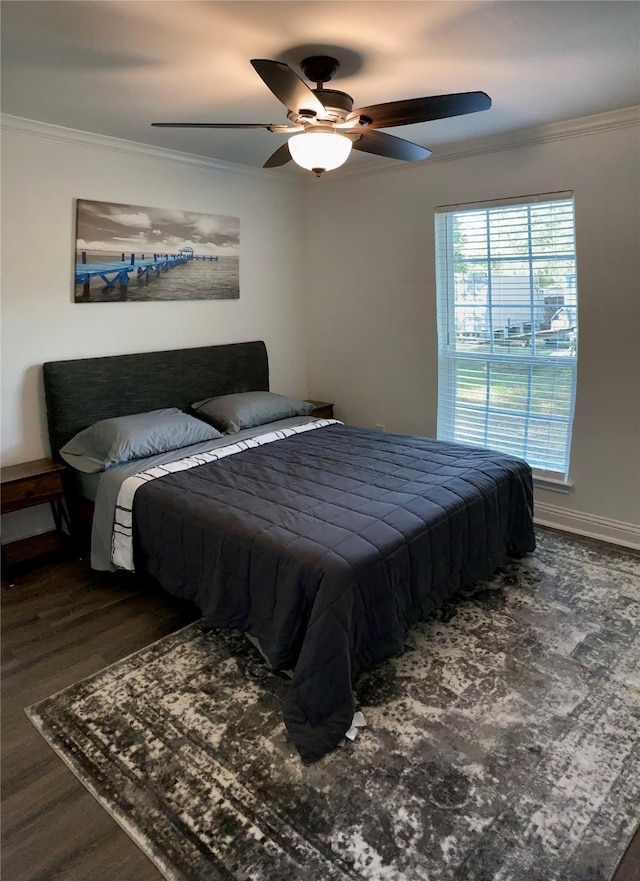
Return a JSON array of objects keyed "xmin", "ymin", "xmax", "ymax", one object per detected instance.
[
  {"xmin": 2, "ymin": 542, "xmax": 639, "ymax": 881},
  {"xmin": 2, "ymin": 551, "xmax": 199, "ymax": 881}
]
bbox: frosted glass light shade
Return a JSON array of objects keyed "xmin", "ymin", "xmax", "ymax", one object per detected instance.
[{"xmin": 288, "ymin": 131, "xmax": 352, "ymax": 173}]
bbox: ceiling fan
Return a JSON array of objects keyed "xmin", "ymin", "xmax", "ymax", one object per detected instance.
[{"xmin": 152, "ymin": 56, "xmax": 491, "ymax": 177}]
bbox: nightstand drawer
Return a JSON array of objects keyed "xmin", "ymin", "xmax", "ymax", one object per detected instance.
[{"xmin": 1, "ymin": 471, "xmax": 64, "ymax": 513}]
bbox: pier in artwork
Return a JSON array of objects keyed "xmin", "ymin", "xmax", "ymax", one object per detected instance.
[{"xmin": 75, "ymin": 251, "xmax": 219, "ymax": 297}]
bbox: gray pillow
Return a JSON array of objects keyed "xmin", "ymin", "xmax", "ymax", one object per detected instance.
[
  {"xmin": 60, "ymin": 408, "xmax": 222, "ymax": 473},
  {"xmin": 191, "ymin": 391, "xmax": 314, "ymax": 434}
]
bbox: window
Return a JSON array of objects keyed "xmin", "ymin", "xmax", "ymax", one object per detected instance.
[{"xmin": 435, "ymin": 192, "xmax": 578, "ymax": 482}]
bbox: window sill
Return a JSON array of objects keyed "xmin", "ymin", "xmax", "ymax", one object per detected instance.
[{"xmin": 533, "ymin": 475, "xmax": 574, "ymax": 494}]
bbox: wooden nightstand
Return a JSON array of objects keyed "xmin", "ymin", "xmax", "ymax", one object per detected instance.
[
  {"xmin": 307, "ymin": 400, "xmax": 335, "ymax": 419},
  {"xmin": 1, "ymin": 458, "xmax": 71, "ymax": 585}
]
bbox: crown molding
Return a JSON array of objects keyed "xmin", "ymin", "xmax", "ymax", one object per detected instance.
[
  {"xmin": 320, "ymin": 105, "xmax": 640, "ymax": 183},
  {"xmin": 3, "ymin": 106, "xmax": 638, "ymax": 187},
  {"xmin": 0, "ymin": 114, "xmax": 295, "ymax": 185}
]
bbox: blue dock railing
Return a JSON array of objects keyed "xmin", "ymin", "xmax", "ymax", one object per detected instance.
[{"xmin": 75, "ymin": 251, "xmax": 219, "ymax": 296}]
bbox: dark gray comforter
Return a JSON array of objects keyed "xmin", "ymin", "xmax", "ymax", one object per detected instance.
[{"xmin": 132, "ymin": 423, "xmax": 535, "ymax": 763}]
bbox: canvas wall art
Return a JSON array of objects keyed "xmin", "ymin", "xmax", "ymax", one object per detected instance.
[{"xmin": 74, "ymin": 199, "xmax": 240, "ymax": 302}]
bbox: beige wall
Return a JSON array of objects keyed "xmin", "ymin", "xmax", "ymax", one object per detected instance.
[
  {"xmin": 1, "ymin": 122, "xmax": 306, "ymax": 539},
  {"xmin": 2, "ymin": 112, "xmax": 639, "ymax": 547},
  {"xmin": 301, "ymin": 115, "xmax": 640, "ymax": 547}
]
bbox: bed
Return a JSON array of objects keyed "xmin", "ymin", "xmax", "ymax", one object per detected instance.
[{"xmin": 43, "ymin": 340, "xmax": 536, "ymax": 763}]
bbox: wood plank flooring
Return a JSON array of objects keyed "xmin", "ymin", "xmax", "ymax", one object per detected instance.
[
  {"xmin": 2, "ymin": 552, "xmax": 199, "ymax": 881},
  {"xmin": 2, "ymin": 543, "xmax": 639, "ymax": 881}
]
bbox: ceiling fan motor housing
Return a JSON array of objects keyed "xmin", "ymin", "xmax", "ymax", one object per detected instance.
[
  {"xmin": 315, "ymin": 89, "xmax": 354, "ymax": 121},
  {"xmin": 289, "ymin": 88, "xmax": 354, "ymax": 126}
]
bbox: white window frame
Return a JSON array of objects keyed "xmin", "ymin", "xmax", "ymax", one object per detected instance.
[{"xmin": 435, "ymin": 192, "xmax": 578, "ymax": 485}]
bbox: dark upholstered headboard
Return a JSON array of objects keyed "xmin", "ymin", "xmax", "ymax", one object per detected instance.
[{"xmin": 43, "ymin": 340, "xmax": 269, "ymax": 457}]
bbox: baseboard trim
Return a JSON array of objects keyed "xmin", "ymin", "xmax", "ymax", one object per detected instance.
[{"xmin": 534, "ymin": 501, "xmax": 640, "ymax": 550}]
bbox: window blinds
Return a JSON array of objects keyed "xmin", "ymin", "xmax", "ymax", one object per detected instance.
[{"xmin": 435, "ymin": 193, "xmax": 578, "ymax": 480}]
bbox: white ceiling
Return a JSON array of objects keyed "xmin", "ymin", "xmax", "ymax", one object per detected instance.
[{"xmin": 2, "ymin": 0, "xmax": 639, "ymax": 174}]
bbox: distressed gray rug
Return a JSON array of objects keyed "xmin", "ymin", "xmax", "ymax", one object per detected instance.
[{"xmin": 27, "ymin": 530, "xmax": 640, "ymax": 881}]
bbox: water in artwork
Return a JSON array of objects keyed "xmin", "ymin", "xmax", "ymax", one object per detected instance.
[{"xmin": 74, "ymin": 251, "xmax": 239, "ymax": 302}]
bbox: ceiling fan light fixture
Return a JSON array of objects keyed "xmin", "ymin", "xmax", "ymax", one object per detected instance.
[{"xmin": 288, "ymin": 129, "xmax": 352, "ymax": 175}]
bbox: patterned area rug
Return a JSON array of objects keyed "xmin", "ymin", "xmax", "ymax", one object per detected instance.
[{"xmin": 27, "ymin": 531, "xmax": 640, "ymax": 881}]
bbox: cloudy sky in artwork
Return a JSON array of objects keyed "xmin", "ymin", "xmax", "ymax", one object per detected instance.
[{"xmin": 76, "ymin": 200, "xmax": 239, "ymax": 257}]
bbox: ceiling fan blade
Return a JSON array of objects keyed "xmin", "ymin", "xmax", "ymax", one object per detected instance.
[
  {"xmin": 351, "ymin": 92, "xmax": 492, "ymax": 129},
  {"xmin": 352, "ymin": 129, "xmax": 431, "ymax": 162},
  {"xmin": 263, "ymin": 142, "xmax": 292, "ymax": 168},
  {"xmin": 152, "ymin": 122, "xmax": 278, "ymax": 129},
  {"xmin": 251, "ymin": 59, "xmax": 326, "ymax": 118}
]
